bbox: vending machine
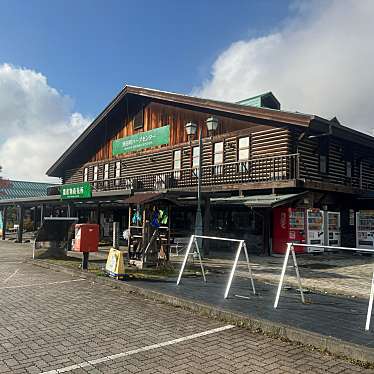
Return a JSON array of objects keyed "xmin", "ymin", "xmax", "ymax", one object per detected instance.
[
  {"xmin": 272, "ymin": 207, "xmax": 306, "ymax": 254},
  {"xmin": 326, "ymin": 212, "xmax": 341, "ymax": 247},
  {"xmin": 356, "ymin": 210, "xmax": 374, "ymax": 250},
  {"xmin": 307, "ymin": 209, "xmax": 325, "ymax": 252}
]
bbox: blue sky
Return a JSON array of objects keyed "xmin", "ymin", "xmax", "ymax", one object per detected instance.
[
  {"xmin": 0, "ymin": 0, "xmax": 292, "ymax": 118},
  {"xmin": 0, "ymin": 0, "xmax": 373, "ymax": 181}
]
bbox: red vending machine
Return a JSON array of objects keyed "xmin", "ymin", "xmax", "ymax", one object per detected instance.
[{"xmin": 273, "ymin": 207, "xmax": 306, "ymax": 254}]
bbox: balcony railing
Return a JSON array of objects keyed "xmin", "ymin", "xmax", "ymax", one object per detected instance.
[{"xmin": 92, "ymin": 153, "xmax": 299, "ymax": 192}]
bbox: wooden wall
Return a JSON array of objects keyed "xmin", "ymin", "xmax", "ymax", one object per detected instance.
[
  {"xmin": 295, "ymin": 129, "xmax": 374, "ymax": 189},
  {"xmin": 62, "ymin": 98, "xmax": 374, "ymax": 193},
  {"xmin": 63, "ymin": 126, "xmax": 291, "ymax": 184},
  {"xmin": 88, "ymin": 101, "xmax": 275, "ymax": 163}
]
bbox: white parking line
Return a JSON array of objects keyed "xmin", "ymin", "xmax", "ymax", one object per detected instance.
[
  {"xmin": 0, "ymin": 278, "xmax": 85, "ymax": 290},
  {"xmin": 40, "ymin": 324, "xmax": 235, "ymax": 374},
  {"xmin": 2, "ymin": 268, "xmax": 19, "ymax": 283}
]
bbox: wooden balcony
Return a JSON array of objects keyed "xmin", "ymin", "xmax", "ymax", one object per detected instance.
[{"xmin": 91, "ymin": 153, "xmax": 300, "ymax": 193}]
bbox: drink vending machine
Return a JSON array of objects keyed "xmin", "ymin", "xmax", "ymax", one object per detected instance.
[
  {"xmin": 356, "ymin": 210, "xmax": 374, "ymax": 250},
  {"xmin": 272, "ymin": 207, "xmax": 306, "ymax": 254},
  {"xmin": 306, "ymin": 209, "xmax": 325, "ymax": 252},
  {"xmin": 326, "ymin": 212, "xmax": 341, "ymax": 247}
]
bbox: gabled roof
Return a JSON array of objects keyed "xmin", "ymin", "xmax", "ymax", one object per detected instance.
[
  {"xmin": 47, "ymin": 85, "xmax": 374, "ymax": 177},
  {"xmin": 0, "ymin": 180, "xmax": 55, "ymax": 200},
  {"xmin": 47, "ymin": 85, "xmax": 313, "ymax": 177}
]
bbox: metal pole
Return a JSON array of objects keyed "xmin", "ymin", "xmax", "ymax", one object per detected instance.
[
  {"xmin": 365, "ymin": 268, "xmax": 374, "ymax": 331},
  {"xmin": 113, "ymin": 222, "xmax": 119, "ymax": 250},
  {"xmin": 195, "ymin": 126, "xmax": 203, "ymax": 256},
  {"xmin": 291, "ymin": 245, "xmax": 305, "ymax": 304},
  {"xmin": 243, "ymin": 242, "xmax": 256, "ymax": 295},
  {"xmin": 2, "ymin": 207, "xmax": 7, "ymax": 241},
  {"xmin": 176, "ymin": 235, "xmax": 194, "ymax": 285},
  {"xmin": 274, "ymin": 242, "xmax": 292, "ymax": 309},
  {"xmin": 224, "ymin": 240, "xmax": 243, "ymax": 299},
  {"xmin": 193, "ymin": 237, "xmax": 206, "ymax": 283}
]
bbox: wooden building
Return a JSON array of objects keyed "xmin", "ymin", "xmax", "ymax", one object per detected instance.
[{"xmin": 3, "ymin": 85, "xmax": 374, "ymax": 255}]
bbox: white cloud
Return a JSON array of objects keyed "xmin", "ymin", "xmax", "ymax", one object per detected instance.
[
  {"xmin": 194, "ymin": 0, "xmax": 374, "ymax": 133},
  {"xmin": 0, "ymin": 64, "xmax": 91, "ymax": 182}
]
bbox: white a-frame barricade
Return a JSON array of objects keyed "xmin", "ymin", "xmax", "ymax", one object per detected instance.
[
  {"xmin": 274, "ymin": 242, "xmax": 374, "ymax": 332},
  {"xmin": 176, "ymin": 235, "xmax": 256, "ymax": 299}
]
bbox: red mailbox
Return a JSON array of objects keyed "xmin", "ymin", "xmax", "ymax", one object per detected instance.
[{"xmin": 73, "ymin": 224, "xmax": 99, "ymax": 252}]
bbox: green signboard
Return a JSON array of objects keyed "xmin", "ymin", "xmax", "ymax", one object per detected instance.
[
  {"xmin": 112, "ymin": 125, "xmax": 170, "ymax": 156},
  {"xmin": 61, "ymin": 182, "xmax": 92, "ymax": 200}
]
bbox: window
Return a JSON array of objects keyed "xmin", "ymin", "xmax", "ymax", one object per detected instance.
[
  {"xmin": 116, "ymin": 161, "xmax": 121, "ymax": 186},
  {"xmin": 192, "ymin": 146, "xmax": 200, "ymax": 177},
  {"xmin": 346, "ymin": 160, "xmax": 352, "ymax": 178},
  {"xmin": 213, "ymin": 141, "xmax": 224, "ymax": 175},
  {"xmin": 319, "ymin": 138, "xmax": 329, "ymax": 174},
  {"xmin": 133, "ymin": 107, "xmax": 144, "ymax": 130},
  {"xmin": 93, "ymin": 165, "xmax": 98, "ymax": 181},
  {"xmin": 104, "ymin": 164, "xmax": 109, "ymax": 180},
  {"xmin": 83, "ymin": 167, "xmax": 88, "ymax": 182},
  {"xmin": 173, "ymin": 150, "xmax": 181, "ymax": 179},
  {"xmin": 115, "ymin": 161, "xmax": 121, "ymax": 178},
  {"xmin": 238, "ymin": 136, "xmax": 250, "ymax": 172},
  {"xmin": 320, "ymin": 155, "xmax": 327, "ymax": 174}
]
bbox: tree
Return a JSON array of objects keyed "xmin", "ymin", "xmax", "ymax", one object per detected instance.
[{"xmin": 0, "ymin": 166, "xmax": 11, "ymax": 195}]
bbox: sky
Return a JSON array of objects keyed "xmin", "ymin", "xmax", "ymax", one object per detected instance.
[{"xmin": 0, "ymin": 0, "xmax": 373, "ymax": 182}]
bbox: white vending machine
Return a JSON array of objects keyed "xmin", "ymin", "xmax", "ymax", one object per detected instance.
[
  {"xmin": 307, "ymin": 209, "xmax": 325, "ymax": 252},
  {"xmin": 326, "ymin": 211, "xmax": 341, "ymax": 248},
  {"xmin": 356, "ymin": 210, "xmax": 374, "ymax": 250}
]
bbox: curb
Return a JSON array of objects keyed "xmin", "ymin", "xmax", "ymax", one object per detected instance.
[{"xmin": 30, "ymin": 259, "xmax": 374, "ymax": 365}]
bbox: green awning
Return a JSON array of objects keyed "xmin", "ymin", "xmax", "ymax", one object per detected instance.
[{"xmin": 211, "ymin": 192, "xmax": 307, "ymax": 208}]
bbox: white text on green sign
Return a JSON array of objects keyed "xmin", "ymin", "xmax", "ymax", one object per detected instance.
[
  {"xmin": 61, "ymin": 182, "xmax": 92, "ymax": 200},
  {"xmin": 112, "ymin": 125, "xmax": 170, "ymax": 156}
]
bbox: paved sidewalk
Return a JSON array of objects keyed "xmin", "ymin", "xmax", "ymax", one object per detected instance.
[
  {"xmin": 131, "ymin": 273, "xmax": 374, "ymax": 347},
  {"xmin": 69, "ymin": 246, "xmax": 374, "ymax": 298},
  {"xmin": 173, "ymin": 252, "xmax": 374, "ymax": 299}
]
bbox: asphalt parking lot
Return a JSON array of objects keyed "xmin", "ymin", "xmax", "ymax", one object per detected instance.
[{"xmin": 0, "ymin": 242, "xmax": 371, "ymax": 373}]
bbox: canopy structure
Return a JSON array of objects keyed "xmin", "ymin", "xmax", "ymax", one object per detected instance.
[{"xmin": 210, "ymin": 192, "xmax": 308, "ymax": 208}]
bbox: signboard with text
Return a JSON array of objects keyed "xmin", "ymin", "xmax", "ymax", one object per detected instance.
[
  {"xmin": 61, "ymin": 182, "xmax": 92, "ymax": 200},
  {"xmin": 112, "ymin": 125, "xmax": 170, "ymax": 156}
]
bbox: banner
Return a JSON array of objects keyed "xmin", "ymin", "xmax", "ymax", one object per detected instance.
[{"xmin": 112, "ymin": 125, "xmax": 170, "ymax": 156}]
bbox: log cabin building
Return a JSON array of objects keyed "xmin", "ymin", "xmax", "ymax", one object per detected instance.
[{"xmin": 2, "ymin": 85, "xmax": 374, "ymax": 255}]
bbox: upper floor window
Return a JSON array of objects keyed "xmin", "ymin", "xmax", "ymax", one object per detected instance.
[
  {"xmin": 115, "ymin": 161, "xmax": 121, "ymax": 178},
  {"xmin": 93, "ymin": 165, "xmax": 98, "ymax": 181},
  {"xmin": 192, "ymin": 146, "xmax": 200, "ymax": 177},
  {"xmin": 104, "ymin": 163, "xmax": 109, "ymax": 180},
  {"xmin": 319, "ymin": 138, "xmax": 329, "ymax": 174},
  {"xmin": 133, "ymin": 106, "xmax": 144, "ymax": 130},
  {"xmin": 238, "ymin": 136, "xmax": 250, "ymax": 172},
  {"xmin": 192, "ymin": 146, "xmax": 200, "ymax": 168},
  {"xmin": 115, "ymin": 161, "xmax": 121, "ymax": 187},
  {"xmin": 83, "ymin": 167, "xmax": 88, "ymax": 182},
  {"xmin": 213, "ymin": 141, "xmax": 224, "ymax": 175},
  {"xmin": 346, "ymin": 160, "xmax": 352, "ymax": 178},
  {"xmin": 173, "ymin": 150, "xmax": 181, "ymax": 179}
]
